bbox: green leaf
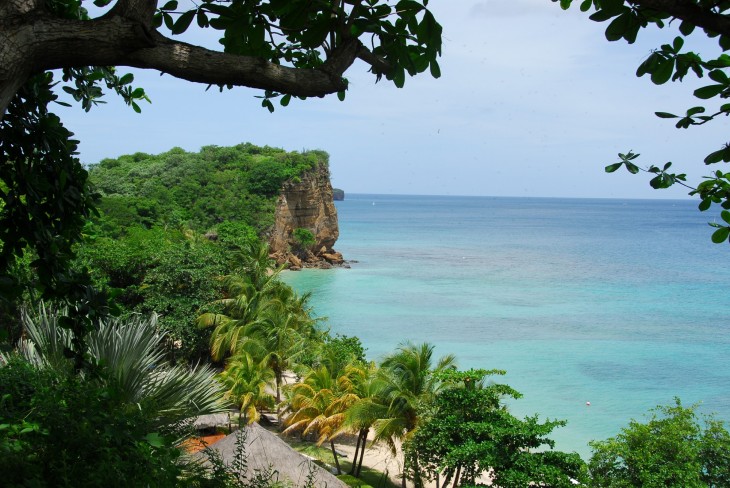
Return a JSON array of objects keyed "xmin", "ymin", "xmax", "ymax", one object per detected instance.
[
  {"xmin": 337, "ymin": 90, "xmax": 346, "ymax": 102},
  {"xmin": 145, "ymin": 432, "xmax": 165, "ymax": 448},
  {"xmin": 706, "ymin": 149, "xmax": 726, "ymax": 165},
  {"xmin": 708, "ymin": 70, "xmax": 728, "ymax": 83},
  {"xmin": 720, "ymin": 210, "xmax": 730, "ymax": 225},
  {"xmin": 197, "ymin": 10, "xmax": 209, "ymax": 28},
  {"xmin": 679, "ymin": 20, "xmax": 695, "ymax": 36},
  {"xmin": 160, "ymin": 0, "xmax": 178, "ymax": 11},
  {"xmin": 280, "ymin": 94, "xmax": 291, "ymax": 106},
  {"xmin": 163, "ymin": 12, "xmax": 174, "ymax": 30},
  {"xmin": 694, "ymin": 84, "xmax": 725, "ymax": 99},
  {"xmin": 672, "ymin": 36, "xmax": 684, "ymax": 52},
  {"xmin": 651, "ymin": 58, "xmax": 674, "ymax": 85},
  {"xmin": 131, "ymin": 102, "xmax": 141, "ymax": 113},
  {"xmin": 590, "ymin": 9, "xmax": 620, "ymax": 22},
  {"xmin": 605, "ymin": 13, "xmax": 629, "ymax": 42},
  {"xmin": 580, "ymin": 0, "xmax": 591, "ymax": 11},
  {"xmin": 636, "ymin": 53, "xmax": 659, "ymax": 77},
  {"xmin": 119, "ymin": 73, "xmax": 134, "ymax": 85},
  {"xmin": 711, "ymin": 226, "xmax": 730, "ymax": 243},
  {"xmin": 605, "ymin": 163, "xmax": 623, "ymax": 173},
  {"xmin": 429, "ymin": 60, "xmax": 441, "ymax": 78},
  {"xmin": 686, "ymin": 106, "xmax": 705, "ymax": 116},
  {"xmin": 171, "ymin": 10, "xmax": 196, "ymax": 35},
  {"xmin": 699, "ymin": 199, "xmax": 712, "ymax": 211},
  {"xmin": 721, "ymin": 35, "xmax": 730, "ymax": 51},
  {"xmin": 655, "ymin": 112, "xmax": 677, "ymax": 119},
  {"xmin": 625, "ymin": 162, "xmax": 640, "ymax": 174}
]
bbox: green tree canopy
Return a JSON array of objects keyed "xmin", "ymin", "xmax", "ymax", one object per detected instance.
[
  {"xmin": 404, "ymin": 369, "xmax": 587, "ymax": 488},
  {"xmin": 588, "ymin": 399, "xmax": 730, "ymax": 487},
  {"xmin": 0, "ymin": 0, "xmax": 443, "ymax": 359}
]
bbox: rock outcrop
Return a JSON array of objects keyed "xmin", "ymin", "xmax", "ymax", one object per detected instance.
[
  {"xmin": 269, "ymin": 162, "xmax": 343, "ymax": 269},
  {"xmin": 333, "ymin": 188, "xmax": 345, "ymax": 201}
]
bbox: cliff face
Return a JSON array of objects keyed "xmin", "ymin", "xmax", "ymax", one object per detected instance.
[{"xmin": 269, "ymin": 163, "xmax": 344, "ymax": 269}]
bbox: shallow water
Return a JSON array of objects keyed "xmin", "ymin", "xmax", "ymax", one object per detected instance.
[{"xmin": 282, "ymin": 194, "xmax": 730, "ymax": 458}]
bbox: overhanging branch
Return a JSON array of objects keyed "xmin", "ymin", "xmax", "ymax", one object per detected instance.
[
  {"xmin": 630, "ymin": 0, "xmax": 730, "ymax": 37},
  {"xmin": 122, "ymin": 32, "xmax": 354, "ymax": 97}
]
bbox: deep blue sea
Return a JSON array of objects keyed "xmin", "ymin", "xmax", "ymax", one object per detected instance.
[{"xmin": 282, "ymin": 194, "xmax": 730, "ymax": 458}]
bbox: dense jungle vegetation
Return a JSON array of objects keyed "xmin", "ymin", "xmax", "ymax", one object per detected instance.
[{"xmin": 2, "ymin": 142, "xmax": 729, "ymax": 487}]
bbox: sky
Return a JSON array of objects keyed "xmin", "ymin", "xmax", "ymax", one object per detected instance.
[{"xmin": 59, "ymin": 0, "xmax": 729, "ymax": 199}]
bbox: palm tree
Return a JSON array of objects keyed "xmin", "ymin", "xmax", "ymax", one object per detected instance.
[
  {"xmin": 197, "ymin": 280, "xmax": 275, "ymax": 361},
  {"xmin": 232, "ymin": 239, "xmax": 281, "ymax": 292},
  {"xmin": 218, "ymin": 350, "xmax": 275, "ymax": 424},
  {"xmin": 18, "ymin": 305, "xmax": 226, "ymax": 428},
  {"xmin": 282, "ymin": 364, "xmax": 358, "ymax": 475},
  {"xmin": 341, "ymin": 361, "xmax": 388, "ymax": 477},
  {"xmin": 376, "ymin": 342, "xmax": 457, "ymax": 488}
]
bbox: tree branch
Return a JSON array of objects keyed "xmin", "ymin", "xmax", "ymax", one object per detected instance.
[
  {"xmin": 122, "ymin": 32, "xmax": 352, "ymax": 97},
  {"xmin": 356, "ymin": 45, "xmax": 392, "ymax": 77},
  {"xmin": 630, "ymin": 0, "xmax": 730, "ymax": 36}
]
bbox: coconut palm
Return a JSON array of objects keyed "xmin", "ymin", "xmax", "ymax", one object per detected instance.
[
  {"xmin": 197, "ymin": 283, "xmax": 275, "ymax": 361},
  {"xmin": 282, "ymin": 364, "xmax": 359, "ymax": 475},
  {"xmin": 18, "ymin": 305, "xmax": 227, "ymax": 427},
  {"xmin": 375, "ymin": 342, "xmax": 457, "ymax": 487},
  {"xmin": 251, "ymin": 297, "xmax": 319, "ymax": 404},
  {"xmin": 232, "ymin": 239, "xmax": 282, "ymax": 292},
  {"xmin": 218, "ymin": 350, "xmax": 275, "ymax": 424},
  {"xmin": 341, "ymin": 361, "xmax": 388, "ymax": 477}
]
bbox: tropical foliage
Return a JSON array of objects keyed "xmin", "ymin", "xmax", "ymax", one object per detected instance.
[
  {"xmin": 404, "ymin": 369, "xmax": 587, "ymax": 488},
  {"xmin": 3, "ymin": 136, "xmax": 728, "ymax": 487},
  {"xmin": 588, "ymin": 399, "xmax": 730, "ymax": 487},
  {"xmin": 556, "ymin": 0, "xmax": 730, "ymax": 244},
  {"xmin": 16, "ymin": 305, "xmax": 226, "ymax": 427},
  {"xmin": 0, "ymin": 306, "xmax": 229, "ymax": 487},
  {"xmin": 88, "ymin": 144, "xmax": 328, "ymax": 235}
]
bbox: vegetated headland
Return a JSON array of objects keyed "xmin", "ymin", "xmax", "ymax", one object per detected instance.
[{"xmin": 2, "ymin": 143, "xmax": 728, "ymax": 487}]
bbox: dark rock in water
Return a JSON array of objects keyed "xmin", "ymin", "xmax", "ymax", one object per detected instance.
[{"xmin": 333, "ymin": 188, "xmax": 345, "ymax": 201}]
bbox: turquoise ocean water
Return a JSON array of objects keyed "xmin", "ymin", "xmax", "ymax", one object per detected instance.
[{"xmin": 282, "ymin": 194, "xmax": 730, "ymax": 458}]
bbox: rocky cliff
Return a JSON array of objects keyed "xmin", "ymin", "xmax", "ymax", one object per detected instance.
[{"xmin": 269, "ymin": 162, "xmax": 344, "ymax": 269}]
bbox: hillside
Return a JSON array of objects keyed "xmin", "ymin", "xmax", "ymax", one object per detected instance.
[
  {"xmin": 77, "ymin": 143, "xmax": 333, "ymax": 362},
  {"xmin": 88, "ymin": 143, "xmax": 329, "ymax": 235}
]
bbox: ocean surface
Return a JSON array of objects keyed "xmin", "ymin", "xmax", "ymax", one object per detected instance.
[{"xmin": 282, "ymin": 194, "xmax": 730, "ymax": 458}]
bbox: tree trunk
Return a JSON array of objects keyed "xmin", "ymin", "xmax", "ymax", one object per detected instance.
[
  {"xmin": 452, "ymin": 465, "xmax": 461, "ymax": 488},
  {"xmin": 412, "ymin": 451, "xmax": 423, "ymax": 488},
  {"xmin": 275, "ymin": 371, "xmax": 281, "ymax": 405},
  {"xmin": 330, "ymin": 439, "xmax": 342, "ymax": 475},
  {"xmin": 356, "ymin": 429, "xmax": 368, "ymax": 477},
  {"xmin": 0, "ymin": 0, "xmax": 358, "ymax": 120},
  {"xmin": 441, "ymin": 469, "xmax": 453, "ymax": 488},
  {"xmin": 349, "ymin": 429, "xmax": 363, "ymax": 475}
]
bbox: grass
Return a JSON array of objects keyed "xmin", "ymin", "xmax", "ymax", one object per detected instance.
[{"xmin": 282, "ymin": 437, "xmax": 398, "ymax": 488}]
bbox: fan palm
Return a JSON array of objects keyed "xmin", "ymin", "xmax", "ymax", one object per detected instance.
[{"xmin": 18, "ymin": 305, "xmax": 226, "ymax": 427}]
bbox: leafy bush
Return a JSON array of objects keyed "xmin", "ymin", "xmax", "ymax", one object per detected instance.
[
  {"xmin": 589, "ymin": 399, "xmax": 730, "ymax": 487},
  {"xmin": 292, "ymin": 228, "xmax": 315, "ymax": 252},
  {"xmin": 0, "ymin": 358, "xmax": 186, "ymax": 487}
]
